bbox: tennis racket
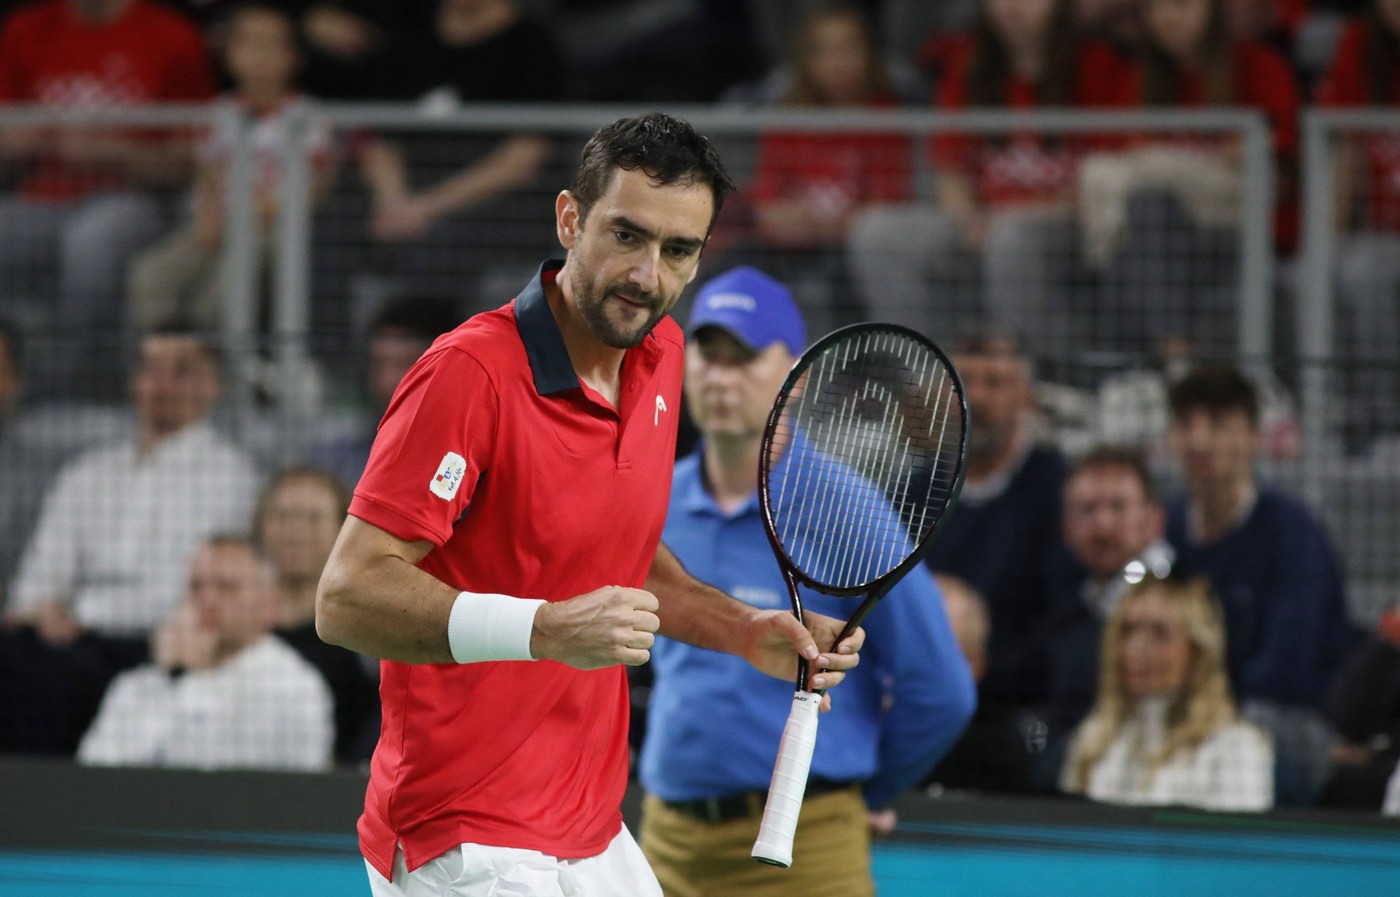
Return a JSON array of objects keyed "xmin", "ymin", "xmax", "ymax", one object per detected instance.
[{"xmin": 750, "ymin": 322, "xmax": 968, "ymax": 868}]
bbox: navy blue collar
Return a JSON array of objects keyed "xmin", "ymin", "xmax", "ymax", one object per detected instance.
[{"xmin": 513, "ymin": 259, "xmax": 579, "ymax": 396}]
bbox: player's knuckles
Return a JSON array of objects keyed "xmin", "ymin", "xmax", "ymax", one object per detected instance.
[
  {"xmin": 625, "ymin": 588, "xmax": 659, "ymax": 612},
  {"xmin": 634, "ymin": 610, "xmax": 660, "ymax": 632}
]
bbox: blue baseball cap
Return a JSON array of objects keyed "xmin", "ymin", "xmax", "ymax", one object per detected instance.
[{"xmin": 685, "ymin": 266, "xmax": 806, "ymax": 356}]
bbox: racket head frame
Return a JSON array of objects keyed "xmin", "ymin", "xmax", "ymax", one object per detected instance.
[{"xmin": 756, "ymin": 321, "xmax": 970, "ymax": 625}]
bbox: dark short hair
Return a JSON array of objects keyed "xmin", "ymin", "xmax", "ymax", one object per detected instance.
[
  {"xmin": 1167, "ymin": 365, "xmax": 1259, "ymax": 425},
  {"xmin": 945, "ymin": 319, "xmax": 1026, "ymax": 359},
  {"xmin": 569, "ymin": 112, "xmax": 734, "ymax": 234},
  {"xmin": 1069, "ymin": 444, "xmax": 1159, "ymax": 503},
  {"xmin": 371, "ymin": 295, "xmax": 461, "ymax": 344},
  {"xmin": 142, "ymin": 322, "xmax": 225, "ymax": 377}
]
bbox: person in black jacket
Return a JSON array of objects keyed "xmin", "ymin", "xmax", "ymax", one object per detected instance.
[{"xmin": 1320, "ymin": 601, "xmax": 1400, "ymax": 809}]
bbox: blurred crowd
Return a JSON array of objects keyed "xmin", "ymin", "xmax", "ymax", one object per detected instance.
[{"xmin": 1, "ymin": 0, "xmax": 1400, "ymax": 820}]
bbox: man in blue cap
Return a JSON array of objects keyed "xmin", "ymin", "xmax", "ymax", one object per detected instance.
[{"xmin": 637, "ymin": 266, "xmax": 976, "ymax": 897}]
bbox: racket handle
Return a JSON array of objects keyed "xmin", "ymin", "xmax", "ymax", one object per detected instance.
[{"xmin": 751, "ymin": 690, "xmax": 821, "ymax": 868}]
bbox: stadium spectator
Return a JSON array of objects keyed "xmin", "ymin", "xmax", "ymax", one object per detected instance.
[
  {"xmin": 256, "ymin": 466, "xmax": 379, "ymax": 763},
  {"xmin": 1315, "ymin": 0, "xmax": 1400, "ymax": 451},
  {"xmin": 352, "ymin": 0, "xmax": 566, "ymax": 308},
  {"xmin": 1164, "ymin": 365, "xmax": 1355, "ymax": 794},
  {"xmin": 1088, "ymin": 0, "xmax": 1301, "ymax": 354},
  {"xmin": 848, "ymin": 0, "xmax": 1127, "ymax": 351},
  {"xmin": 0, "ymin": 327, "xmax": 261, "ymax": 753},
  {"xmin": 638, "ymin": 266, "xmax": 973, "ymax": 897},
  {"xmin": 127, "ymin": 2, "xmax": 339, "ymax": 336},
  {"xmin": 316, "ymin": 295, "xmax": 459, "ymax": 490},
  {"xmin": 1319, "ymin": 598, "xmax": 1400, "ymax": 809},
  {"xmin": 0, "ymin": 0, "xmax": 218, "ymax": 390},
  {"xmin": 163, "ymin": 1, "xmax": 412, "ymax": 100},
  {"xmin": 1046, "ymin": 446, "xmax": 1172, "ymax": 741},
  {"xmin": 1061, "ymin": 573, "xmax": 1275, "ymax": 811},
  {"xmin": 77, "ymin": 535, "xmax": 333, "ymax": 770},
  {"xmin": 924, "ymin": 573, "xmax": 1044, "ymax": 794},
  {"xmin": 731, "ymin": 3, "xmax": 912, "ymax": 333},
  {"xmin": 920, "ymin": 323, "xmax": 1067, "ymax": 711}
]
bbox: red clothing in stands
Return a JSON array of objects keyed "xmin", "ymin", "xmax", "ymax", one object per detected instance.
[
  {"xmin": 1316, "ymin": 18, "xmax": 1400, "ymax": 232},
  {"xmin": 749, "ymin": 98, "xmax": 913, "ymax": 233},
  {"xmin": 930, "ymin": 40, "xmax": 1129, "ymax": 208},
  {"xmin": 1117, "ymin": 42, "xmax": 1299, "ymax": 157},
  {"xmin": 0, "ymin": 0, "xmax": 217, "ymax": 201}
]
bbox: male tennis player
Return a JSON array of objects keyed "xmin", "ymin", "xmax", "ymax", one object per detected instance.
[
  {"xmin": 638, "ymin": 267, "xmax": 975, "ymax": 896},
  {"xmin": 316, "ymin": 113, "xmax": 866, "ymax": 896}
]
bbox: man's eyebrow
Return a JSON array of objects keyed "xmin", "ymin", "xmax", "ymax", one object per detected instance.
[{"xmin": 611, "ymin": 214, "xmax": 705, "ymax": 250}]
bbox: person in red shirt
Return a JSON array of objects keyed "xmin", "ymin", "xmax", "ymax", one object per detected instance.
[
  {"xmin": 738, "ymin": 4, "xmax": 912, "ymax": 332},
  {"xmin": 846, "ymin": 0, "xmax": 1126, "ymax": 351},
  {"xmin": 0, "ymin": 0, "xmax": 217, "ymax": 391},
  {"xmin": 1095, "ymin": 0, "xmax": 1301, "ymax": 355},
  {"xmin": 315, "ymin": 113, "xmax": 867, "ymax": 897},
  {"xmin": 1316, "ymin": 0, "xmax": 1400, "ymax": 449}
]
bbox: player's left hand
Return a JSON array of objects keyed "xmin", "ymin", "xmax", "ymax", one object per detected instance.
[{"xmin": 741, "ymin": 609, "xmax": 864, "ymax": 712}]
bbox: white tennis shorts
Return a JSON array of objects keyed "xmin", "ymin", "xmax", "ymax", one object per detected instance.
[{"xmin": 365, "ymin": 827, "xmax": 662, "ymax": 897}]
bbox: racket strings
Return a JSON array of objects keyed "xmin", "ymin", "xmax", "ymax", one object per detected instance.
[{"xmin": 766, "ymin": 329, "xmax": 965, "ymax": 591}]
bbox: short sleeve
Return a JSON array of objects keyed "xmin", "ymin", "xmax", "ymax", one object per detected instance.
[{"xmin": 349, "ymin": 347, "xmax": 499, "ymax": 547}]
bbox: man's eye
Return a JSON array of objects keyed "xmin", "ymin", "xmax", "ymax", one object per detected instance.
[{"xmin": 614, "ymin": 231, "xmax": 635, "ymax": 243}]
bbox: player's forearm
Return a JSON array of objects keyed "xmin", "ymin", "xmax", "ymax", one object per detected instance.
[
  {"xmin": 316, "ymin": 551, "xmax": 458, "ymax": 664},
  {"xmin": 647, "ymin": 542, "xmax": 762, "ymax": 654}
]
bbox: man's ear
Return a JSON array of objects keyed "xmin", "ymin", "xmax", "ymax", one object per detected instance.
[{"xmin": 556, "ymin": 190, "xmax": 579, "ymax": 249}]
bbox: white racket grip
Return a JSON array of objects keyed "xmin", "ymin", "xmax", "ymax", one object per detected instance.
[{"xmin": 751, "ymin": 690, "xmax": 822, "ymax": 868}]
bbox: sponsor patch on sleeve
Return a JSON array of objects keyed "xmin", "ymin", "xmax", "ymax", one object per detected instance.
[{"xmin": 429, "ymin": 452, "xmax": 467, "ymax": 501}]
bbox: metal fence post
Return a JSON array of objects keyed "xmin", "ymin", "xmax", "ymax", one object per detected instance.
[
  {"xmin": 1298, "ymin": 111, "xmax": 1338, "ymax": 508},
  {"xmin": 270, "ymin": 101, "xmax": 316, "ymax": 466},
  {"xmin": 219, "ymin": 102, "xmax": 258, "ymax": 442}
]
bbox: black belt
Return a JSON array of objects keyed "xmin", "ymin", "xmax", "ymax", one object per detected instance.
[{"xmin": 661, "ymin": 779, "xmax": 856, "ymax": 824}]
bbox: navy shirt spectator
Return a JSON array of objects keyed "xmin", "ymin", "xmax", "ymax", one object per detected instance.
[
  {"xmin": 1164, "ymin": 365, "xmax": 1356, "ymax": 795},
  {"xmin": 922, "ymin": 323, "xmax": 1066, "ymax": 709}
]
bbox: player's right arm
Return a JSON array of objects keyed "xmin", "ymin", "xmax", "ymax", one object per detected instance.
[{"xmin": 316, "ymin": 516, "xmax": 660, "ymax": 668}]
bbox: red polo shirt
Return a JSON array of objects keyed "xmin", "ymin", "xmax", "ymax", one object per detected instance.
[
  {"xmin": 930, "ymin": 39, "xmax": 1130, "ymax": 208},
  {"xmin": 0, "ymin": 0, "xmax": 216, "ymax": 201},
  {"xmin": 349, "ymin": 261, "xmax": 685, "ymax": 877}
]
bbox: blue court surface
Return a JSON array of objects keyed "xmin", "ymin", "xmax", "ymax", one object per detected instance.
[
  {"xmin": 4, "ymin": 818, "xmax": 1400, "ymax": 896},
  {"xmin": 3, "ymin": 761, "xmax": 1399, "ymax": 896}
]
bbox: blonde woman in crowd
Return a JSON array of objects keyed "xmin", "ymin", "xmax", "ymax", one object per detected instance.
[{"xmin": 1062, "ymin": 574, "xmax": 1273, "ymax": 811}]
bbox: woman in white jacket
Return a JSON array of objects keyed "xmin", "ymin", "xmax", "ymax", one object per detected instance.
[{"xmin": 1062, "ymin": 573, "xmax": 1274, "ymax": 811}]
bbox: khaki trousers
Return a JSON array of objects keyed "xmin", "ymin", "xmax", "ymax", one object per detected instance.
[{"xmin": 639, "ymin": 788, "xmax": 873, "ymax": 897}]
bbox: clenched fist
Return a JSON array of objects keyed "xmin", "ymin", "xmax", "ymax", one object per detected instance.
[{"xmin": 530, "ymin": 585, "xmax": 661, "ymax": 670}]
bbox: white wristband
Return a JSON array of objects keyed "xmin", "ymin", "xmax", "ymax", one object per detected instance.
[{"xmin": 447, "ymin": 591, "xmax": 546, "ymax": 664}]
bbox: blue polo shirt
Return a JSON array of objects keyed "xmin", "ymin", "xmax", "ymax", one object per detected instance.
[{"xmin": 640, "ymin": 447, "xmax": 976, "ymax": 810}]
